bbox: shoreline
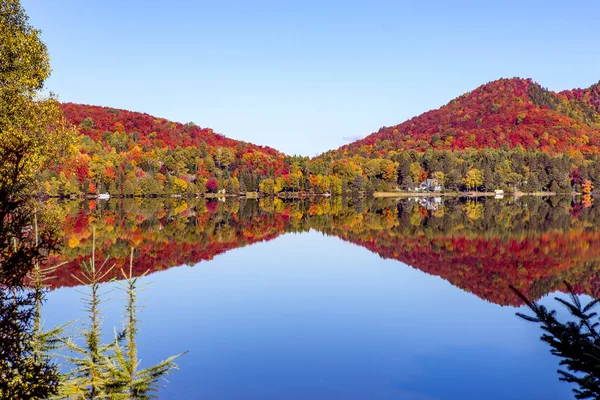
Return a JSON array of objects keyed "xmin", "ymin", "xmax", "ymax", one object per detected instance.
[
  {"xmin": 371, "ymin": 191, "xmax": 571, "ymax": 198},
  {"xmin": 46, "ymin": 191, "xmax": 583, "ymax": 201}
]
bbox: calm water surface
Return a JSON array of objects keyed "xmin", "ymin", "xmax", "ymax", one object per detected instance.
[{"xmin": 42, "ymin": 197, "xmax": 596, "ymax": 399}]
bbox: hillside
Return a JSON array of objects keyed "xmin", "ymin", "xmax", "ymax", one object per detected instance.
[
  {"xmin": 40, "ymin": 103, "xmax": 289, "ymax": 196},
  {"xmin": 40, "ymin": 79, "xmax": 600, "ymax": 198},
  {"xmin": 60, "ymin": 103, "xmax": 282, "ymax": 156},
  {"xmin": 326, "ymin": 78, "xmax": 600, "ymax": 157}
]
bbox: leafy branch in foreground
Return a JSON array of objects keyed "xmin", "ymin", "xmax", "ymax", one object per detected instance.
[{"xmin": 512, "ymin": 282, "xmax": 600, "ymax": 399}]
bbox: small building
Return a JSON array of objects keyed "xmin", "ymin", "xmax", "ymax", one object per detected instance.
[
  {"xmin": 417, "ymin": 179, "xmax": 443, "ymax": 192},
  {"xmin": 217, "ymin": 189, "xmax": 226, "ymax": 195}
]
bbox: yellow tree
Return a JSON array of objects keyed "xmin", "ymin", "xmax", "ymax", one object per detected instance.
[
  {"xmin": 0, "ymin": 2, "xmax": 75, "ymax": 396},
  {"xmin": 259, "ymin": 178, "xmax": 275, "ymax": 195},
  {"xmin": 274, "ymin": 177, "xmax": 285, "ymax": 194},
  {"xmin": 462, "ymin": 169, "xmax": 484, "ymax": 192},
  {"xmin": 409, "ymin": 162, "xmax": 424, "ymax": 184},
  {"xmin": 0, "ymin": 1, "xmax": 75, "ymax": 198}
]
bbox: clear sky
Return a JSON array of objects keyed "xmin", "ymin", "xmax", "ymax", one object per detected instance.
[{"xmin": 22, "ymin": 0, "xmax": 600, "ymax": 156}]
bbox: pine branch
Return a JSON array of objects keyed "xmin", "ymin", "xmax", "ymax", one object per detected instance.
[{"xmin": 512, "ymin": 283, "xmax": 600, "ymax": 399}]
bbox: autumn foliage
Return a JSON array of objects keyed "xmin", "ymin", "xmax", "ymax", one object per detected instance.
[
  {"xmin": 327, "ymin": 78, "xmax": 600, "ymax": 157},
  {"xmin": 36, "ymin": 78, "xmax": 600, "ymax": 197},
  {"xmin": 40, "ymin": 103, "xmax": 288, "ymax": 196}
]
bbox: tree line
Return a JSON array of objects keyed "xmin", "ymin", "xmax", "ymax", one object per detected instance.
[{"xmin": 40, "ymin": 129, "xmax": 600, "ymax": 197}]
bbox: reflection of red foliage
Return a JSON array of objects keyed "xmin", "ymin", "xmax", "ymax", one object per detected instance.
[
  {"xmin": 571, "ymin": 203, "xmax": 584, "ymax": 218},
  {"xmin": 45, "ymin": 203, "xmax": 288, "ymax": 290},
  {"xmin": 333, "ymin": 228, "xmax": 600, "ymax": 306},
  {"xmin": 206, "ymin": 201, "xmax": 218, "ymax": 213},
  {"xmin": 45, "ymin": 200, "xmax": 600, "ymax": 307}
]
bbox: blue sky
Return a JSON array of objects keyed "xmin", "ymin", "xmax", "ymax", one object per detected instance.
[{"xmin": 23, "ymin": 0, "xmax": 600, "ymax": 156}]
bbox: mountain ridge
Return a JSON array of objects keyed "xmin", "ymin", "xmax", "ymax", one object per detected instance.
[
  {"xmin": 43, "ymin": 77, "xmax": 600, "ymax": 197},
  {"xmin": 61, "ymin": 77, "xmax": 600, "ymax": 160},
  {"xmin": 322, "ymin": 77, "xmax": 600, "ymax": 159}
]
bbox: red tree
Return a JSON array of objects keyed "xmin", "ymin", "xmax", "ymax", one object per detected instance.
[{"xmin": 206, "ymin": 178, "xmax": 219, "ymax": 192}]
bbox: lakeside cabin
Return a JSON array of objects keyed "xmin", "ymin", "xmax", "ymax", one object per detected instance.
[{"xmin": 416, "ymin": 179, "xmax": 443, "ymax": 192}]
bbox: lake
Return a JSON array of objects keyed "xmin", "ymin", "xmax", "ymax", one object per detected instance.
[{"xmin": 40, "ymin": 196, "xmax": 598, "ymax": 399}]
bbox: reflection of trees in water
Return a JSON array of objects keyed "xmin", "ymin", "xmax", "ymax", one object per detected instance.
[
  {"xmin": 45, "ymin": 195, "xmax": 600, "ymax": 396},
  {"xmin": 49, "ymin": 195, "xmax": 600, "ymax": 306}
]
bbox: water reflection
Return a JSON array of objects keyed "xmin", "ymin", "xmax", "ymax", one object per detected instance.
[
  {"xmin": 44, "ymin": 228, "xmax": 574, "ymax": 399},
  {"xmin": 48, "ymin": 196, "xmax": 600, "ymax": 306},
  {"xmin": 34, "ymin": 196, "xmax": 600, "ymax": 399},
  {"xmin": 0, "ymin": 195, "xmax": 63, "ymax": 397}
]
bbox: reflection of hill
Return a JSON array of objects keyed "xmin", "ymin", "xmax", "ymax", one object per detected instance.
[
  {"xmin": 46, "ymin": 197, "xmax": 600, "ymax": 306},
  {"xmin": 47, "ymin": 199, "xmax": 289, "ymax": 289},
  {"xmin": 330, "ymin": 228, "xmax": 600, "ymax": 306}
]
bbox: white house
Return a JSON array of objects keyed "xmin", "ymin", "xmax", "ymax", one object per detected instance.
[{"xmin": 417, "ymin": 179, "xmax": 443, "ymax": 192}]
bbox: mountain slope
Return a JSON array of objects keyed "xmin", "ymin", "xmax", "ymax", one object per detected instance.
[
  {"xmin": 43, "ymin": 78, "xmax": 600, "ymax": 198},
  {"xmin": 60, "ymin": 103, "xmax": 282, "ymax": 156},
  {"xmin": 325, "ymin": 78, "xmax": 600, "ymax": 158},
  {"xmin": 41, "ymin": 103, "xmax": 288, "ymax": 196}
]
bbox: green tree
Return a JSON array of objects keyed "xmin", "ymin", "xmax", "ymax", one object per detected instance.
[
  {"xmin": 59, "ymin": 233, "xmax": 116, "ymax": 399},
  {"xmin": 58, "ymin": 240, "xmax": 186, "ymax": 399},
  {"xmin": 352, "ymin": 174, "xmax": 365, "ymax": 191},
  {"xmin": 0, "ymin": 0, "xmax": 75, "ymax": 198},
  {"xmin": 259, "ymin": 178, "xmax": 275, "ymax": 195}
]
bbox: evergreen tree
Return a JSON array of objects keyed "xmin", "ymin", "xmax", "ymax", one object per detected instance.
[
  {"xmin": 513, "ymin": 283, "xmax": 600, "ymax": 399},
  {"xmin": 104, "ymin": 249, "xmax": 186, "ymax": 399},
  {"xmin": 58, "ymin": 236, "xmax": 186, "ymax": 399},
  {"xmin": 58, "ymin": 231, "xmax": 116, "ymax": 399}
]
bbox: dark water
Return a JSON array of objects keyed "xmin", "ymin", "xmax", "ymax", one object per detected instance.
[{"xmin": 42, "ymin": 196, "xmax": 600, "ymax": 399}]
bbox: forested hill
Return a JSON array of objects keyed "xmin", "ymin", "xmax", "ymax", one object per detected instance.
[
  {"xmin": 60, "ymin": 103, "xmax": 282, "ymax": 156},
  {"xmin": 40, "ymin": 78, "xmax": 600, "ymax": 197},
  {"xmin": 41, "ymin": 103, "xmax": 289, "ymax": 196},
  {"xmin": 323, "ymin": 78, "xmax": 600, "ymax": 158}
]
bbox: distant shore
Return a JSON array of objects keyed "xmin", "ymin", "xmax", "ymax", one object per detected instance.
[
  {"xmin": 49, "ymin": 190, "xmax": 585, "ymax": 201},
  {"xmin": 372, "ymin": 191, "xmax": 574, "ymax": 198}
]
